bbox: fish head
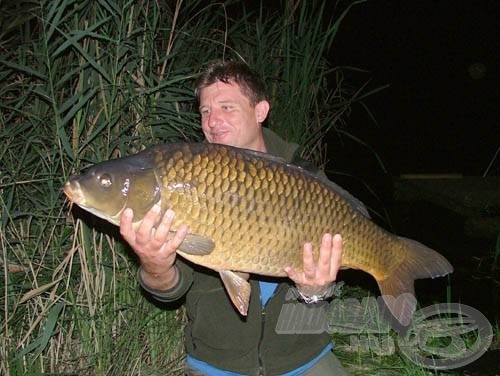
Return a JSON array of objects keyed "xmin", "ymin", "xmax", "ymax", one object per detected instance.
[{"xmin": 63, "ymin": 152, "xmax": 161, "ymax": 225}]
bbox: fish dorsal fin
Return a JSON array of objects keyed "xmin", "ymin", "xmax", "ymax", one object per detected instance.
[
  {"xmin": 219, "ymin": 270, "xmax": 251, "ymax": 316},
  {"xmin": 236, "ymin": 146, "xmax": 288, "ymax": 165},
  {"xmin": 320, "ymin": 177, "xmax": 371, "ymax": 218},
  {"xmin": 177, "ymin": 233, "xmax": 215, "ymax": 255},
  {"xmin": 231, "ymin": 145, "xmax": 371, "ymax": 219}
]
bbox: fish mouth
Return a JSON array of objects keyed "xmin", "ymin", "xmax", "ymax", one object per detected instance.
[
  {"xmin": 62, "ymin": 179, "xmax": 124, "ymax": 226},
  {"xmin": 63, "ymin": 180, "xmax": 83, "ymax": 204}
]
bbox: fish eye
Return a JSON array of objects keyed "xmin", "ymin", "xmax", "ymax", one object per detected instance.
[{"xmin": 99, "ymin": 174, "xmax": 112, "ymax": 188}]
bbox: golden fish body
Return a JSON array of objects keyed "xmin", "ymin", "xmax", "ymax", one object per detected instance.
[
  {"xmin": 160, "ymin": 144, "xmax": 389, "ymax": 277},
  {"xmin": 64, "ymin": 143, "xmax": 453, "ymax": 325}
]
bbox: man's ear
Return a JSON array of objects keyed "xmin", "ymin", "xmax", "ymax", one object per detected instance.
[{"xmin": 255, "ymin": 100, "xmax": 270, "ymax": 123}]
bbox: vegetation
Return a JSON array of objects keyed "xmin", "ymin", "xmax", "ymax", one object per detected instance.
[{"xmin": 0, "ymin": 0, "xmax": 465, "ymax": 375}]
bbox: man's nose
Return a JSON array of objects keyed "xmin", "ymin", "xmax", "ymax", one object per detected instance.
[{"xmin": 207, "ymin": 108, "xmax": 222, "ymax": 127}]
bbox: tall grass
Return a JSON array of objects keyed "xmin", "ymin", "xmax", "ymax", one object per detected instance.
[
  {"xmin": 0, "ymin": 0, "xmax": 382, "ymax": 374},
  {"xmin": 222, "ymin": 0, "xmax": 386, "ymax": 166}
]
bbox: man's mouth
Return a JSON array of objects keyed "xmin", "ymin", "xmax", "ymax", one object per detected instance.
[{"xmin": 210, "ymin": 130, "xmax": 230, "ymax": 140}]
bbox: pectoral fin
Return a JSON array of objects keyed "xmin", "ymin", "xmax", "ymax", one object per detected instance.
[
  {"xmin": 177, "ymin": 233, "xmax": 215, "ymax": 255},
  {"xmin": 219, "ymin": 270, "xmax": 251, "ymax": 316}
]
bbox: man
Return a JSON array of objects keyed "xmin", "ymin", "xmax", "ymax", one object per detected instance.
[{"xmin": 120, "ymin": 61, "xmax": 350, "ymax": 375}]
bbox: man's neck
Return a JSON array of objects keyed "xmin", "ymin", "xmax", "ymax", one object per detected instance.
[{"xmin": 247, "ymin": 134, "xmax": 267, "ymax": 153}]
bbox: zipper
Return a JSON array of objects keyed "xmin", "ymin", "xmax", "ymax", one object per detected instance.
[
  {"xmin": 256, "ymin": 281, "xmax": 282, "ymax": 376},
  {"xmin": 257, "ymin": 307, "xmax": 266, "ymax": 376}
]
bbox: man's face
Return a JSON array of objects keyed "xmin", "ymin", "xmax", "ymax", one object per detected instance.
[{"xmin": 199, "ymin": 80, "xmax": 269, "ymax": 151}]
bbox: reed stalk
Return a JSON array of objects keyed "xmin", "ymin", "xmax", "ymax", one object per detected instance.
[{"xmin": 0, "ymin": 1, "xmax": 390, "ymax": 374}]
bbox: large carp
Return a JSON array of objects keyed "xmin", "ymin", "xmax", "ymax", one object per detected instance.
[{"xmin": 63, "ymin": 143, "xmax": 453, "ymax": 326}]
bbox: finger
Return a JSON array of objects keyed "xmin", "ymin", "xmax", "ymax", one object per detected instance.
[
  {"xmin": 164, "ymin": 224, "xmax": 189, "ymax": 251},
  {"xmin": 153, "ymin": 209, "xmax": 175, "ymax": 243},
  {"xmin": 317, "ymin": 233, "xmax": 333, "ymax": 276},
  {"xmin": 283, "ymin": 266, "xmax": 301, "ymax": 284},
  {"xmin": 329, "ymin": 234, "xmax": 343, "ymax": 280},
  {"xmin": 136, "ymin": 204, "xmax": 162, "ymax": 244},
  {"xmin": 302, "ymin": 242, "xmax": 315, "ymax": 281},
  {"xmin": 119, "ymin": 208, "xmax": 135, "ymax": 243}
]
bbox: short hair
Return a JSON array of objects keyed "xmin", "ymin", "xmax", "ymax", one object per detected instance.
[{"xmin": 194, "ymin": 60, "xmax": 268, "ymax": 106}]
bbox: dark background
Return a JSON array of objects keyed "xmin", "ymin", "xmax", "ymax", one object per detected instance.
[
  {"xmin": 326, "ymin": 0, "xmax": 499, "ymax": 177},
  {"xmin": 322, "ymin": 2, "xmax": 500, "ymax": 338}
]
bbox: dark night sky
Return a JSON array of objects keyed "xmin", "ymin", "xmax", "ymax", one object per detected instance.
[{"xmin": 326, "ymin": 0, "xmax": 499, "ymax": 176}]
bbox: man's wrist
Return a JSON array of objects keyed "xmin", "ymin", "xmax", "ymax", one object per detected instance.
[
  {"xmin": 296, "ymin": 284, "xmax": 334, "ymax": 304},
  {"xmin": 139, "ymin": 265, "xmax": 178, "ymax": 292},
  {"xmin": 137, "ymin": 262, "xmax": 194, "ymax": 303}
]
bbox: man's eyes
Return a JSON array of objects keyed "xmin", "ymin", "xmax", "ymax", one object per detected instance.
[{"xmin": 199, "ymin": 105, "xmax": 235, "ymax": 115}]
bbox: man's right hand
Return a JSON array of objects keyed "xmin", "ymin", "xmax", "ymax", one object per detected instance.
[{"xmin": 119, "ymin": 204, "xmax": 189, "ymax": 291}]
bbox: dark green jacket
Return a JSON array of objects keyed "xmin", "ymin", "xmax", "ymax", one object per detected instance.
[{"xmin": 139, "ymin": 129, "xmax": 331, "ymax": 375}]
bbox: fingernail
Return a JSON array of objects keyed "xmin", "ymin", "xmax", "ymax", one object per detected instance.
[{"xmin": 164, "ymin": 209, "xmax": 174, "ymax": 219}]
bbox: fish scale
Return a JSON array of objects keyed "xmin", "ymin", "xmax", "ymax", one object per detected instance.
[
  {"xmin": 153, "ymin": 144, "xmax": 382, "ymax": 276},
  {"xmin": 63, "ymin": 142, "xmax": 453, "ymax": 325}
]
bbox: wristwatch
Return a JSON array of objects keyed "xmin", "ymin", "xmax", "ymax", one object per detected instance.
[{"xmin": 297, "ymin": 284, "xmax": 334, "ymax": 304}]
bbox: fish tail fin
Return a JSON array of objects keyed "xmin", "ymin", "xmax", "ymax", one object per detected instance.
[{"xmin": 377, "ymin": 236, "xmax": 453, "ymax": 326}]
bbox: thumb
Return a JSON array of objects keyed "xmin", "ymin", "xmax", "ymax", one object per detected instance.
[{"xmin": 284, "ymin": 266, "xmax": 303, "ymax": 284}]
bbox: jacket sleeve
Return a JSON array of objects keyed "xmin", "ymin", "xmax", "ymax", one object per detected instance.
[{"xmin": 137, "ymin": 260, "xmax": 194, "ymax": 302}]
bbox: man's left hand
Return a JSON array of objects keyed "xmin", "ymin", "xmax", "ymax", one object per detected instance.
[{"xmin": 284, "ymin": 233, "xmax": 343, "ymax": 298}]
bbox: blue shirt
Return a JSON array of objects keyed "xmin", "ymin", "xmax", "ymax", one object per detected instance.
[{"xmin": 186, "ymin": 281, "xmax": 334, "ymax": 375}]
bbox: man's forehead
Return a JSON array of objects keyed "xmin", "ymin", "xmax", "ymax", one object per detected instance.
[
  {"xmin": 204, "ymin": 79, "xmax": 238, "ymax": 90},
  {"xmin": 199, "ymin": 80, "xmax": 249, "ymax": 103}
]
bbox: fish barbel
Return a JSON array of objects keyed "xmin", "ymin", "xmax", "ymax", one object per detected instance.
[{"xmin": 63, "ymin": 143, "xmax": 453, "ymax": 326}]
